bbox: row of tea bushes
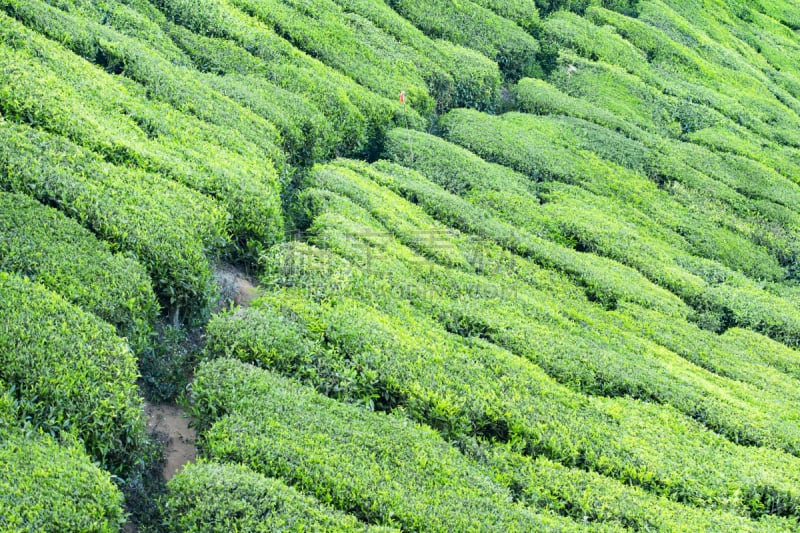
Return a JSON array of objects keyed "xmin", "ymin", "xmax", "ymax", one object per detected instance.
[
  {"xmin": 0, "ymin": 272, "xmax": 146, "ymax": 475},
  {"xmin": 0, "ymin": 390, "xmax": 125, "ymax": 532},
  {"xmin": 486, "ymin": 444, "xmax": 798, "ymax": 532},
  {"xmin": 386, "ymin": 0, "xmax": 541, "ymax": 80},
  {"xmin": 0, "ymin": 6, "xmax": 284, "ymax": 252},
  {"xmin": 609, "ymin": 302, "xmax": 800, "ymax": 402},
  {"xmin": 190, "ymin": 358, "xmax": 597, "ymax": 532},
  {"xmin": 0, "ymin": 192, "xmax": 158, "ymax": 352},
  {"xmin": 514, "ymin": 76, "xmax": 800, "ymax": 235},
  {"xmin": 468, "ymin": 0, "xmax": 541, "ymax": 32},
  {"xmin": 0, "ymin": 119, "xmax": 226, "ymax": 322},
  {"xmin": 151, "ymin": 0, "xmax": 424, "ymax": 155},
  {"xmin": 440, "ymin": 109, "xmax": 785, "ymax": 283},
  {"xmin": 578, "ymin": 5, "xmax": 800, "ymax": 147},
  {"xmin": 497, "ymin": 113, "xmax": 799, "ymax": 277},
  {"xmin": 163, "ymin": 462, "xmax": 397, "ymax": 533}
]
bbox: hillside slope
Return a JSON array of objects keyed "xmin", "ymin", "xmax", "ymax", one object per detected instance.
[{"xmin": 1, "ymin": 0, "xmax": 800, "ymax": 531}]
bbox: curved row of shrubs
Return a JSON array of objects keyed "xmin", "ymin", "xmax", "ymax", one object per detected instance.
[
  {"xmin": 513, "ymin": 77, "xmax": 800, "ymax": 267},
  {"xmin": 487, "ymin": 445, "xmax": 797, "ymax": 532},
  {"xmin": 2, "ymin": 0, "xmax": 288, "ymax": 172},
  {"xmin": 0, "ymin": 192, "xmax": 158, "ymax": 352},
  {"xmin": 0, "ymin": 6, "xmax": 284, "ymax": 253},
  {"xmin": 0, "ymin": 391, "xmax": 126, "ymax": 532},
  {"xmin": 0, "ymin": 119, "xmax": 226, "ymax": 322},
  {"xmin": 228, "ymin": 0, "xmax": 436, "ymax": 116},
  {"xmin": 163, "ymin": 462, "xmax": 396, "ymax": 533},
  {"xmin": 297, "ymin": 163, "xmax": 800, "ymax": 458},
  {"xmin": 0, "ymin": 272, "xmax": 146, "ymax": 475},
  {"xmin": 190, "ymin": 358, "xmax": 593, "ymax": 532}
]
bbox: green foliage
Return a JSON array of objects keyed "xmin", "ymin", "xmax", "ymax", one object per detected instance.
[
  {"xmin": 0, "ymin": 421, "xmax": 126, "ymax": 532},
  {"xmin": 2, "ymin": 0, "xmax": 800, "ymax": 526},
  {"xmin": 326, "ymin": 0, "xmax": 502, "ymax": 110},
  {"xmin": 514, "ymin": 77, "xmax": 639, "ymax": 136},
  {"xmin": 468, "ymin": 0, "xmax": 541, "ymax": 33},
  {"xmin": 0, "ymin": 119, "xmax": 226, "ymax": 320},
  {"xmin": 200, "ymin": 74, "xmax": 335, "ymax": 165},
  {"xmin": 0, "ymin": 192, "xmax": 158, "ymax": 352},
  {"xmin": 293, "ymin": 162, "xmax": 800, "ymax": 457},
  {"xmin": 387, "ymin": 0, "xmax": 541, "ymax": 80},
  {"xmin": 381, "ymin": 130, "xmax": 690, "ymax": 316},
  {"xmin": 487, "ymin": 445, "xmax": 795, "ymax": 532},
  {"xmin": 250, "ymin": 162, "xmax": 800, "ymax": 518},
  {"xmin": 138, "ymin": 323, "xmax": 196, "ymax": 402},
  {"xmin": 0, "ymin": 272, "xmax": 146, "ymax": 475},
  {"xmin": 235, "ymin": 254, "xmax": 800, "ymax": 519},
  {"xmin": 163, "ymin": 462, "xmax": 396, "ymax": 532},
  {"xmin": 582, "ymin": 4, "xmax": 800, "ymax": 147},
  {"xmin": 224, "ymin": 0, "xmax": 436, "ymax": 117},
  {"xmin": 191, "ymin": 358, "xmax": 592, "ymax": 532},
  {"xmin": 151, "ymin": 0, "xmax": 424, "ymax": 155},
  {"xmin": 610, "ymin": 302, "xmax": 800, "ymax": 402},
  {"xmin": 2, "ymin": 0, "xmax": 288, "ymax": 172},
  {"xmin": 437, "ymin": 109, "xmax": 800, "ymax": 348},
  {"xmin": 0, "ymin": 4, "xmax": 284, "ymax": 253},
  {"xmin": 206, "ymin": 305, "xmax": 318, "ymax": 372}
]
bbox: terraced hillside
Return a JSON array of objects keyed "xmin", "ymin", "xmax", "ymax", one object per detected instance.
[{"xmin": 1, "ymin": 0, "xmax": 800, "ymax": 531}]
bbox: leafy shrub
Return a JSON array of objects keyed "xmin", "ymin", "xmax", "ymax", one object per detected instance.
[
  {"xmin": 191, "ymin": 358, "xmax": 590, "ymax": 532},
  {"xmin": 152, "ymin": 0, "xmax": 423, "ymax": 154},
  {"xmin": 138, "ymin": 323, "xmax": 196, "ymax": 402},
  {"xmin": 487, "ymin": 445, "xmax": 792, "ymax": 532},
  {"xmin": 163, "ymin": 462, "xmax": 396, "ymax": 532},
  {"xmin": 610, "ymin": 302, "xmax": 800, "ymax": 402},
  {"xmin": 469, "ymin": 0, "xmax": 541, "ymax": 32},
  {"xmin": 0, "ymin": 421, "xmax": 126, "ymax": 532},
  {"xmin": 195, "ymin": 68, "xmax": 337, "ymax": 164},
  {"xmin": 295, "ymin": 166, "xmax": 800, "ymax": 457},
  {"xmin": 0, "ymin": 119, "xmax": 225, "ymax": 325},
  {"xmin": 387, "ymin": 0, "xmax": 541, "ymax": 80},
  {"xmin": 0, "ymin": 5, "xmax": 284, "ymax": 252},
  {"xmin": 206, "ymin": 306, "xmax": 318, "ymax": 372},
  {"xmin": 226, "ymin": 0, "xmax": 436, "ymax": 117},
  {"xmin": 326, "ymin": 0, "xmax": 502, "ymax": 110},
  {"xmin": 0, "ymin": 192, "xmax": 158, "ymax": 352},
  {"xmin": 0, "ymin": 272, "xmax": 146, "ymax": 474},
  {"xmin": 583, "ymin": 5, "xmax": 800, "ymax": 147}
]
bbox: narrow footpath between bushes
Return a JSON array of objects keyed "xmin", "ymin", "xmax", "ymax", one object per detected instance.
[{"xmin": 145, "ymin": 402, "xmax": 197, "ymax": 482}]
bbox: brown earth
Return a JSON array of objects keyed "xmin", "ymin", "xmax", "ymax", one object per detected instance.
[{"xmin": 145, "ymin": 402, "xmax": 197, "ymax": 481}]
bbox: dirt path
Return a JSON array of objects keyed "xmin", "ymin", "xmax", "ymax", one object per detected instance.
[{"xmin": 144, "ymin": 402, "xmax": 197, "ymax": 481}]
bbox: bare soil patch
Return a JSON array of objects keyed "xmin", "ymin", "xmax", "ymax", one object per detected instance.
[{"xmin": 144, "ymin": 402, "xmax": 197, "ymax": 481}]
